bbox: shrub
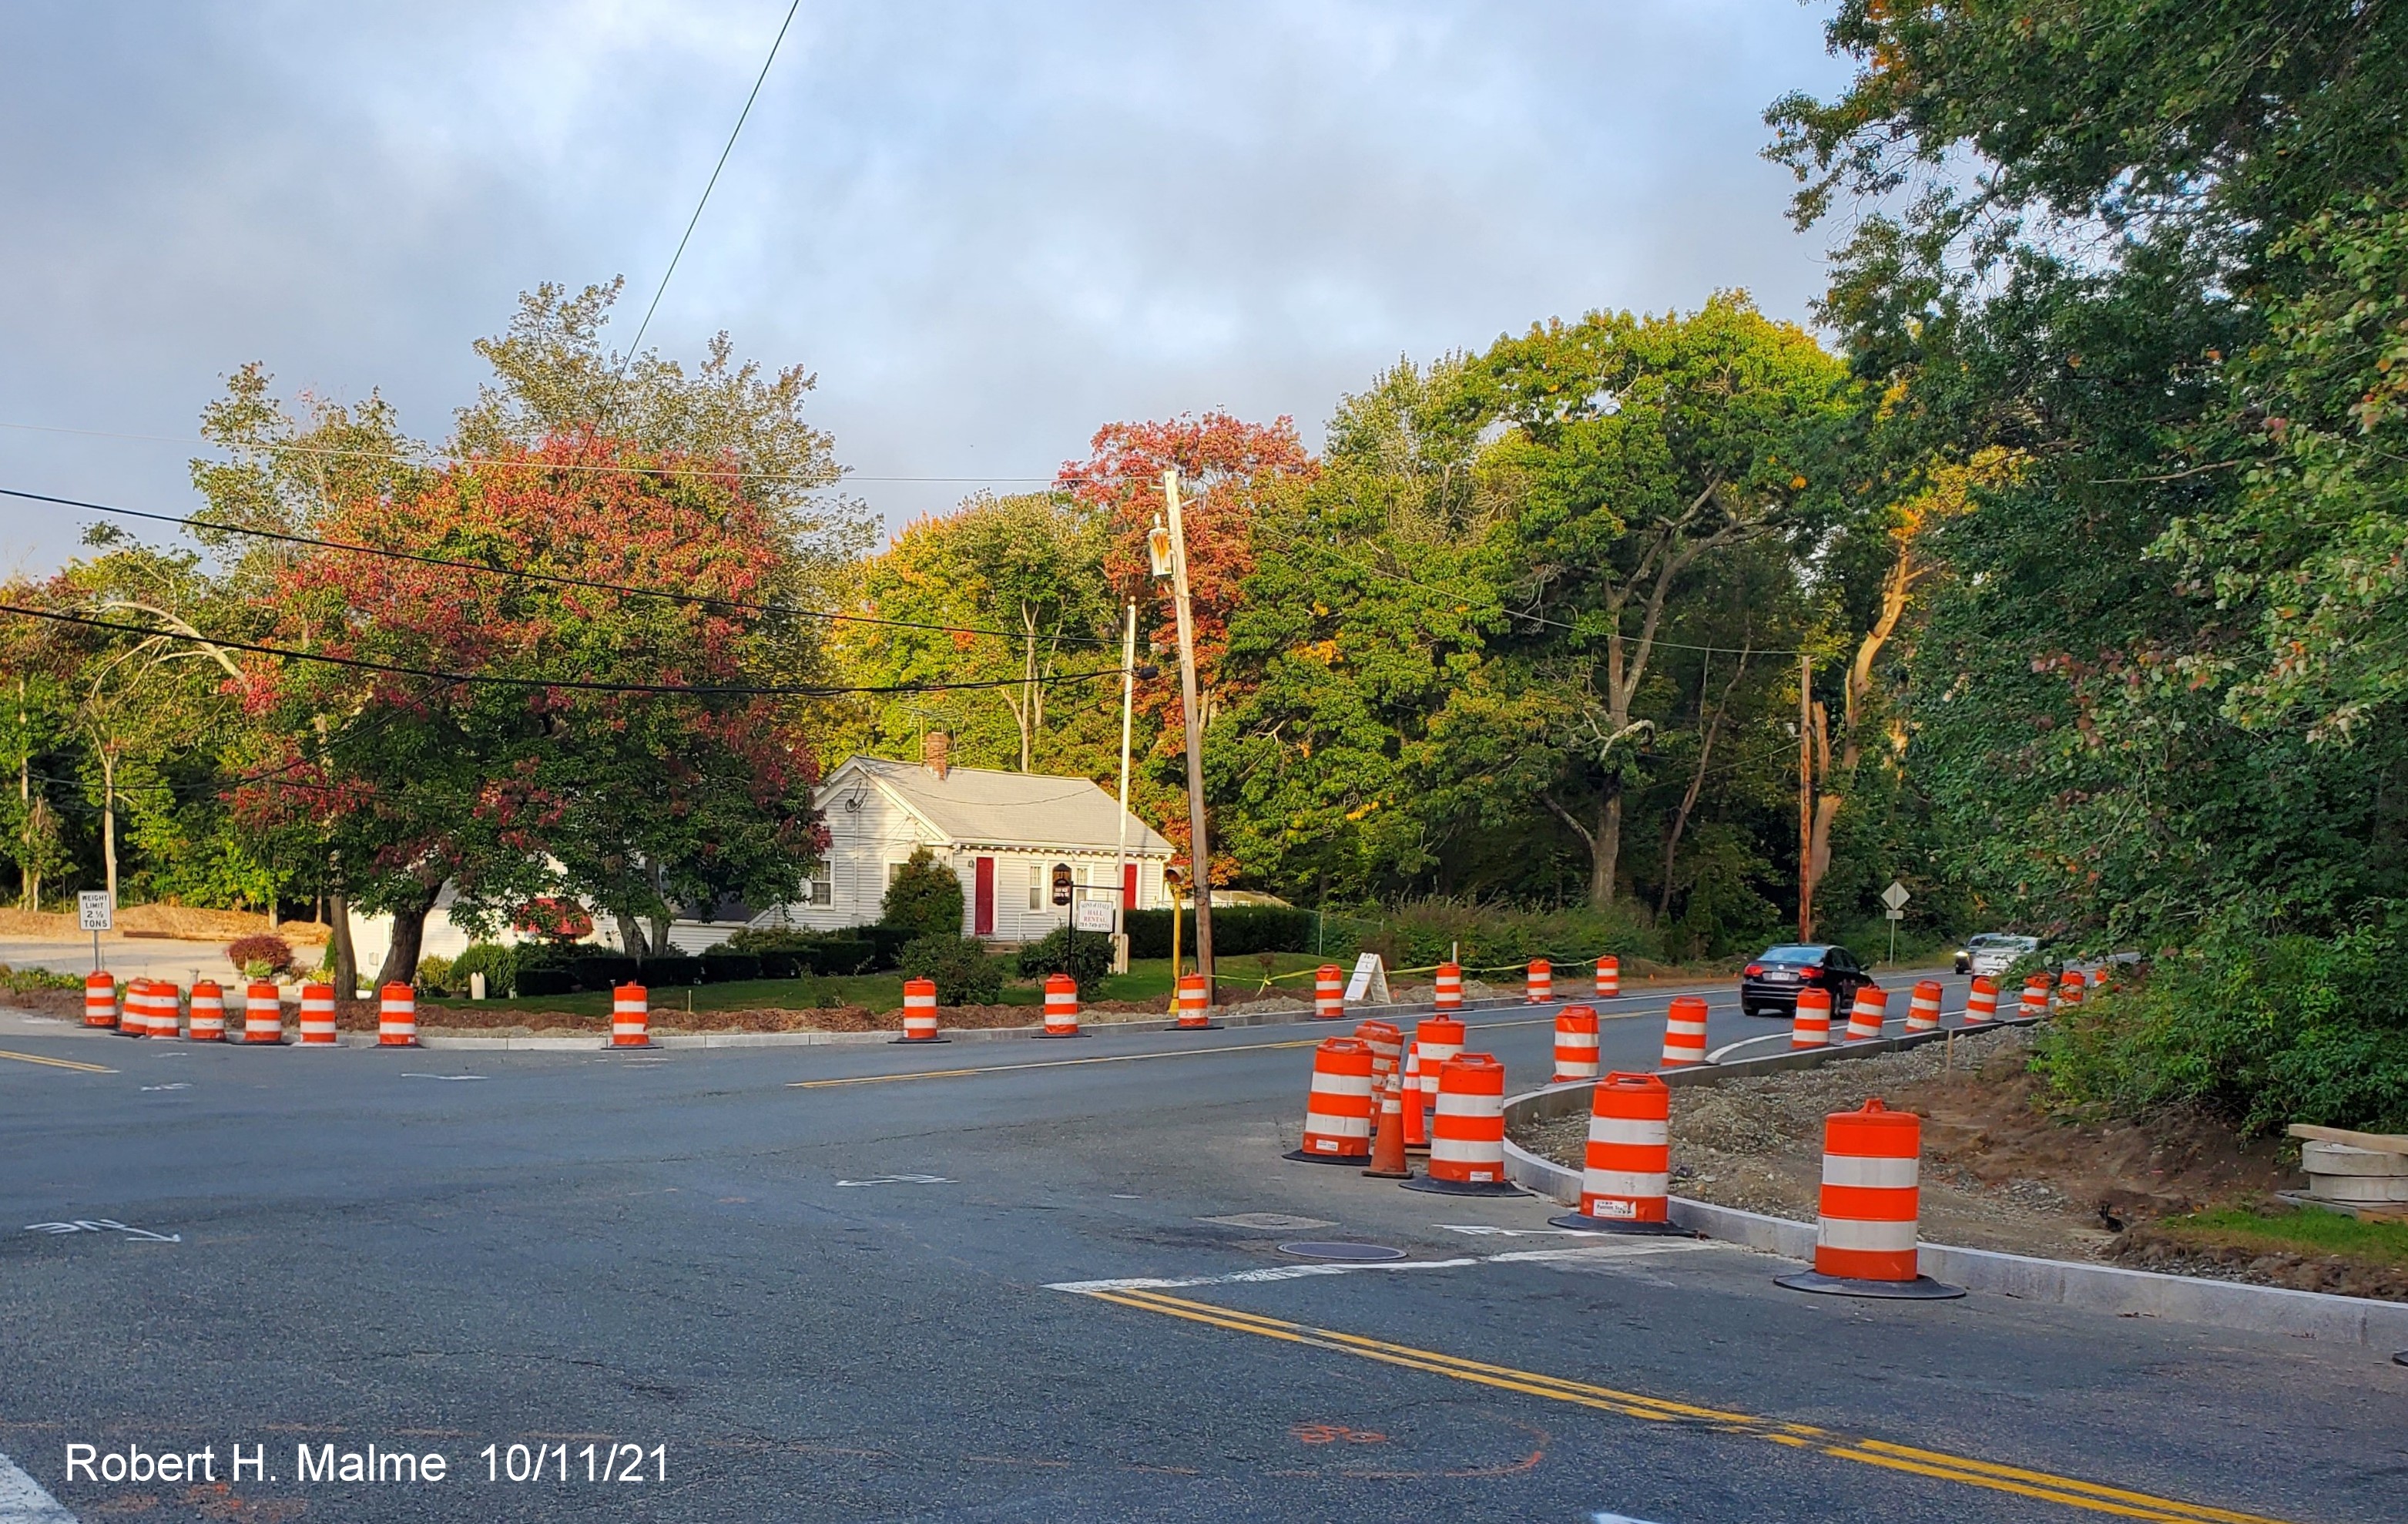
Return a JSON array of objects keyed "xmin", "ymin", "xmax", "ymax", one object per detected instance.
[
  {"xmin": 569, "ymin": 955, "xmax": 640, "ymax": 991},
  {"xmin": 800, "ymin": 937, "xmax": 877, "ymax": 976},
  {"xmin": 899, "ymin": 934, "xmax": 1004, "ymax": 1005},
  {"xmin": 859, "ymin": 925, "xmax": 915, "ymax": 970},
  {"xmin": 414, "ymin": 954, "xmax": 455, "ymax": 995},
  {"xmin": 515, "ymin": 967, "xmax": 575, "ymax": 997},
  {"xmin": 641, "ymin": 952, "xmax": 701, "ymax": 986},
  {"xmin": 2032, "ymin": 907, "xmax": 2408, "ymax": 1135},
  {"xmin": 0, "ymin": 962, "xmax": 79, "ymax": 993},
  {"xmin": 1123, "ymin": 905, "xmax": 1320, "ymax": 960},
  {"xmin": 699, "ymin": 952, "xmax": 761, "ymax": 983},
  {"xmin": 449, "ymin": 942, "xmax": 518, "ymax": 998},
  {"xmin": 721, "ymin": 927, "xmax": 820, "ymax": 954},
  {"xmin": 1014, "ymin": 924, "xmax": 1114, "ymax": 985},
  {"xmin": 226, "ymin": 934, "xmax": 295, "ymax": 980},
  {"xmin": 881, "ymin": 848, "xmax": 964, "ymax": 941}
]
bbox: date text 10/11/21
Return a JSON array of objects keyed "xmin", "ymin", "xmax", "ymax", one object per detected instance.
[{"xmin": 484, "ymin": 1442, "xmax": 665, "ymax": 1483}]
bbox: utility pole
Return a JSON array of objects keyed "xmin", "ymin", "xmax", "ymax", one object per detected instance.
[
  {"xmin": 1159, "ymin": 468, "xmax": 1216, "ymax": 1003},
  {"xmin": 1797, "ymin": 652, "xmax": 1814, "ymax": 942},
  {"xmin": 1110, "ymin": 599, "xmax": 1137, "ymax": 975}
]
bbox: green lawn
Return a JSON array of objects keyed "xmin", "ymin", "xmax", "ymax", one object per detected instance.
[
  {"xmin": 2160, "ymin": 1203, "xmax": 2408, "ymax": 1264},
  {"xmin": 421, "ymin": 951, "xmax": 1342, "ymax": 1017}
]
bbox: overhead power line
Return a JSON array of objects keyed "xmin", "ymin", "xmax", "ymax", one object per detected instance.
[
  {"xmin": 0, "ymin": 603, "xmax": 1128, "ymax": 701},
  {"xmin": 0, "ymin": 485, "xmax": 1117, "ymax": 649},
  {"xmin": 621, "ymin": 0, "xmax": 803, "ymax": 366}
]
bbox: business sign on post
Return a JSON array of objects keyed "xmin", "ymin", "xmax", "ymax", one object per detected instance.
[
  {"xmin": 1051, "ymin": 864, "xmax": 1074, "ymax": 907},
  {"xmin": 1073, "ymin": 900, "xmax": 1114, "ymax": 933}
]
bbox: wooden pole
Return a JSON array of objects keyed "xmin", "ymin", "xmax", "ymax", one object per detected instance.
[
  {"xmin": 1798, "ymin": 653, "xmax": 1813, "ymax": 942},
  {"xmin": 1162, "ymin": 469, "xmax": 1216, "ymax": 1003}
]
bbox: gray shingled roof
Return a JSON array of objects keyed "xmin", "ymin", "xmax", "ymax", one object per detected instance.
[{"xmin": 837, "ymin": 757, "xmax": 1175, "ymax": 853}]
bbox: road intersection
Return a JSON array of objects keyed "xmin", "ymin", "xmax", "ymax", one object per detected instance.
[{"xmin": 1, "ymin": 975, "xmax": 2398, "ymax": 1521}]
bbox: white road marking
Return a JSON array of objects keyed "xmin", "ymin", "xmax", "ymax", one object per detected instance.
[
  {"xmin": 398, "ymin": 1073, "xmax": 488, "ymax": 1081},
  {"xmin": 24, "ymin": 1220, "xmax": 180, "ymax": 1243},
  {"xmin": 138, "ymin": 1083, "xmax": 189, "ymax": 1092},
  {"xmin": 1048, "ymin": 1240, "xmax": 1712, "ymax": 1292},
  {"xmin": 1590, "ymin": 1512, "xmax": 1668, "ymax": 1524},
  {"xmin": 1198, "ymin": 1213, "xmax": 1335, "ymax": 1230},
  {"xmin": 1434, "ymin": 1224, "xmax": 1607, "ymax": 1237},
  {"xmin": 834, "ymin": 1173, "xmax": 954, "ymax": 1187},
  {"xmin": 0, "ymin": 1452, "xmax": 75, "ymax": 1524}
]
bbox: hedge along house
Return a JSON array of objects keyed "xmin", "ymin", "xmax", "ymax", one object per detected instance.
[{"xmin": 762, "ymin": 740, "xmax": 1175, "ymax": 943}]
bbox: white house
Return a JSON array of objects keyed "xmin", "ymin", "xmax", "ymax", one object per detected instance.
[
  {"xmin": 345, "ymin": 739, "xmax": 1174, "ymax": 975},
  {"xmin": 763, "ymin": 744, "xmax": 1175, "ymax": 942}
]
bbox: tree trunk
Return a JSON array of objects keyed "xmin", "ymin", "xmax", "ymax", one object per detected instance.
[
  {"xmin": 1591, "ymin": 785, "xmax": 1623, "ymax": 909},
  {"xmin": 373, "ymin": 882, "xmax": 443, "ymax": 987},
  {"xmin": 1660, "ymin": 648, "xmax": 1748, "ymax": 919},
  {"xmin": 615, "ymin": 911, "xmax": 651, "ymax": 958},
  {"xmin": 328, "ymin": 886, "xmax": 357, "ymax": 995}
]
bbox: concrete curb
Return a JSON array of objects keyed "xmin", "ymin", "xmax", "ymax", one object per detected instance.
[{"xmin": 1501, "ymin": 1085, "xmax": 2408, "ymax": 1350}]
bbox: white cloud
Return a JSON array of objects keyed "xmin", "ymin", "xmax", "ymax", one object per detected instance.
[{"xmin": 0, "ymin": 0, "xmax": 1853, "ymax": 566}]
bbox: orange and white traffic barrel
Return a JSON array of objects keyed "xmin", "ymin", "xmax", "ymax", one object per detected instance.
[
  {"xmin": 1777, "ymin": 1098, "xmax": 1961, "ymax": 1299},
  {"xmin": 1596, "ymin": 955, "xmax": 1619, "ymax": 999},
  {"xmin": 1551, "ymin": 1071, "xmax": 1691, "ymax": 1234},
  {"xmin": 1167, "ymin": 972, "xmax": 1217, "ymax": 1030},
  {"xmin": 2058, "ymin": 968, "xmax": 2087, "ymax": 1007},
  {"xmin": 1553, "ymin": 1004, "xmax": 1601, "ymax": 1083},
  {"xmin": 1844, "ymin": 984, "xmax": 1888, "ymax": 1042},
  {"xmin": 188, "ymin": 980, "xmax": 226, "ymax": 1042},
  {"xmin": 2019, "ymin": 974, "xmax": 2052, "ymax": 1019},
  {"xmin": 1904, "ymin": 979, "xmax": 1942, "ymax": 1033},
  {"xmin": 378, "ymin": 982, "xmax": 418, "ymax": 1046},
  {"xmin": 1404, "ymin": 1052, "xmax": 1521, "ymax": 1196},
  {"xmin": 83, "ymin": 972, "xmax": 116, "ymax": 1029},
  {"xmin": 1038, "ymin": 972, "xmax": 1082, "ymax": 1038},
  {"xmin": 1314, "ymin": 963, "xmax": 1345, "ymax": 1019},
  {"xmin": 1433, "ymin": 962, "xmax": 1464, "ymax": 1012},
  {"xmin": 1660, "ymin": 995, "xmax": 1708, "ymax": 1067},
  {"xmin": 1400, "ymin": 1042, "xmax": 1428, "ymax": 1150},
  {"xmin": 118, "ymin": 979, "xmax": 150, "ymax": 1038},
  {"xmin": 1353, "ymin": 1018, "xmax": 1402, "ymax": 1099},
  {"xmin": 1525, "ymin": 959, "xmax": 1552, "ymax": 1003},
  {"xmin": 242, "ymin": 982, "xmax": 283, "ymax": 1044},
  {"xmin": 894, "ymin": 977, "xmax": 943, "ymax": 1043},
  {"xmin": 153, "ymin": 982, "xmax": 181, "ymax": 1039},
  {"xmin": 1285, "ymin": 1036, "xmax": 1374, "ymax": 1163},
  {"xmin": 612, "ymin": 982, "xmax": 657, "ymax": 1049},
  {"xmin": 1411, "ymin": 1015, "xmax": 1464, "ymax": 1131},
  {"xmin": 297, "ymin": 982, "xmax": 338, "ymax": 1045},
  {"xmin": 1964, "ymin": 975, "xmax": 1998, "ymax": 1025},
  {"xmin": 1791, "ymin": 986, "xmax": 1832, "ymax": 1049}
]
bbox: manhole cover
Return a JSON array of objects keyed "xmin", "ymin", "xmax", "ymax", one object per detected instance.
[
  {"xmin": 1277, "ymin": 1241, "xmax": 1406, "ymax": 1262},
  {"xmin": 1197, "ymin": 1213, "xmax": 1334, "ymax": 1230}
]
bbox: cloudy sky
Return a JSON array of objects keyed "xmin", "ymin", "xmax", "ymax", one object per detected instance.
[{"xmin": 0, "ymin": 2, "xmax": 1853, "ymax": 572}]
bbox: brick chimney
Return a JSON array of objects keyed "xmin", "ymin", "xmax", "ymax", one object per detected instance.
[{"xmin": 922, "ymin": 730, "xmax": 950, "ymax": 780}]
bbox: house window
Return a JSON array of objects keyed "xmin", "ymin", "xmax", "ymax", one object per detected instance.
[
  {"xmin": 887, "ymin": 861, "xmax": 907, "ymax": 889},
  {"xmin": 1027, "ymin": 864, "xmax": 1042, "ymax": 912},
  {"xmin": 803, "ymin": 866, "xmax": 833, "ymax": 905}
]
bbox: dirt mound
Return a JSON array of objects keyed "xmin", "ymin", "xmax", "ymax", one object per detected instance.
[
  {"xmin": 0, "ymin": 905, "xmax": 330, "ymax": 945},
  {"xmin": 1515, "ymin": 1026, "xmax": 2317, "ymax": 1274},
  {"xmin": 2110, "ymin": 1224, "xmax": 2408, "ymax": 1301}
]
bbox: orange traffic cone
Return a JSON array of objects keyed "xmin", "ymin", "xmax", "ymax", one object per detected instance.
[{"xmin": 1361, "ymin": 1068, "xmax": 1412, "ymax": 1180}]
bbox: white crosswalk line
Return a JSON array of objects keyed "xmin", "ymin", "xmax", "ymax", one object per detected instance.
[{"xmin": 0, "ymin": 1454, "xmax": 76, "ymax": 1524}]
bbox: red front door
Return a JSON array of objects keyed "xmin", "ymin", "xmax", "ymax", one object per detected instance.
[
  {"xmin": 1122, "ymin": 862, "xmax": 1139, "ymax": 908},
  {"xmin": 973, "ymin": 856, "xmax": 994, "ymax": 936}
]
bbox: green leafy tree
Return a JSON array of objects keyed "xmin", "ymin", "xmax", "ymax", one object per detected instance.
[{"xmin": 881, "ymin": 847, "xmax": 964, "ymax": 940}]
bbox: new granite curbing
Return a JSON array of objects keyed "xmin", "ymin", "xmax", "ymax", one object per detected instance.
[{"xmin": 1501, "ymin": 1041, "xmax": 2408, "ymax": 1351}]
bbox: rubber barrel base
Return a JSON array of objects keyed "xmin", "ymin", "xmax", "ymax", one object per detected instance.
[
  {"xmin": 890, "ymin": 1035, "xmax": 951, "ymax": 1045},
  {"xmin": 605, "ymin": 1041, "xmax": 659, "ymax": 1050},
  {"xmin": 1776, "ymin": 1269, "xmax": 1964, "ymax": 1300},
  {"xmin": 1032, "ymin": 1030, "xmax": 1088, "ymax": 1039},
  {"xmin": 1165, "ymin": 1021, "xmax": 1222, "ymax": 1032},
  {"xmin": 1548, "ymin": 1212, "xmax": 1698, "ymax": 1237},
  {"xmin": 1283, "ymin": 1146, "xmax": 1372, "ymax": 1166},
  {"xmin": 1401, "ymin": 1175, "xmax": 1528, "ymax": 1197}
]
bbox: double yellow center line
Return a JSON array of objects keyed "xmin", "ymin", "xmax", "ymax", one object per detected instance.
[
  {"xmin": 1082, "ymin": 1287, "xmax": 2292, "ymax": 1524},
  {"xmin": 0, "ymin": 1047, "xmax": 116, "ymax": 1073}
]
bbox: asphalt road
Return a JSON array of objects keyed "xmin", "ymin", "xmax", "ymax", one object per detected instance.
[{"xmin": 1, "ymin": 974, "xmax": 2400, "ymax": 1523}]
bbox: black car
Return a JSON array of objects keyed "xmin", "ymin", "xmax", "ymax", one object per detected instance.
[{"xmin": 1739, "ymin": 943, "xmax": 1876, "ymax": 1018}]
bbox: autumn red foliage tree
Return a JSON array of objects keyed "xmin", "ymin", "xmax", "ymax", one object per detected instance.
[
  {"xmin": 230, "ymin": 437, "xmax": 827, "ymax": 982},
  {"xmin": 1056, "ymin": 413, "xmax": 1316, "ymax": 880}
]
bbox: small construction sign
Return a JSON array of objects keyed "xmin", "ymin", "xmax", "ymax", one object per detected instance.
[{"xmin": 1343, "ymin": 953, "xmax": 1390, "ymax": 1006}]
